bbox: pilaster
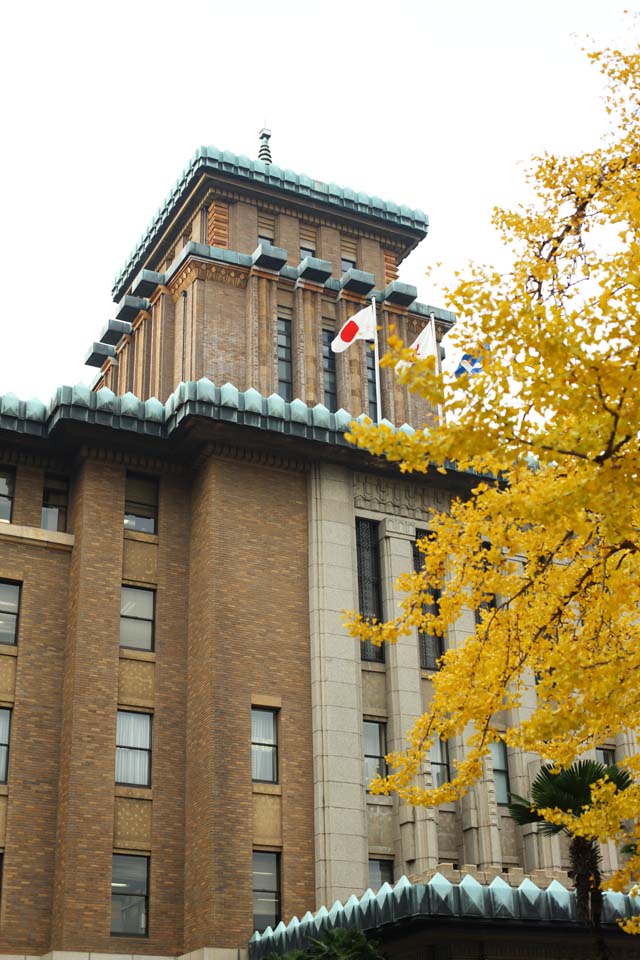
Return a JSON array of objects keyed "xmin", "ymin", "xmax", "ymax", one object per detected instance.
[{"xmin": 308, "ymin": 463, "xmax": 368, "ymax": 906}]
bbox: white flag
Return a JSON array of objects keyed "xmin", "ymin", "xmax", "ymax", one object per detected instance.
[
  {"xmin": 331, "ymin": 303, "xmax": 376, "ymax": 353},
  {"xmin": 395, "ymin": 315, "xmax": 440, "ymax": 373}
]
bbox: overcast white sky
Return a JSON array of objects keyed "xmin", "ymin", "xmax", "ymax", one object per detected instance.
[{"xmin": 0, "ymin": 0, "xmax": 632, "ymax": 400}]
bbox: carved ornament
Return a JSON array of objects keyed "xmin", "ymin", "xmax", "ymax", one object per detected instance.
[
  {"xmin": 168, "ymin": 259, "xmax": 248, "ymax": 300},
  {"xmin": 353, "ymin": 473, "xmax": 450, "ymax": 519}
]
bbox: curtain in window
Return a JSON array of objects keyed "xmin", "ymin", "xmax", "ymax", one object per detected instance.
[
  {"xmin": 252, "ymin": 710, "xmax": 276, "ymax": 781},
  {"xmin": 116, "ymin": 712, "xmax": 150, "ymax": 785}
]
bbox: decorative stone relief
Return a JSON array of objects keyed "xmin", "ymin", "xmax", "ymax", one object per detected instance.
[
  {"xmin": 118, "ymin": 658, "xmax": 155, "ymax": 707},
  {"xmin": 353, "ymin": 473, "xmax": 450, "ymax": 519},
  {"xmin": 0, "ymin": 655, "xmax": 16, "ymax": 699},
  {"xmin": 169, "ymin": 260, "xmax": 248, "ymax": 299},
  {"xmin": 114, "ymin": 796, "xmax": 152, "ymax": 849}
]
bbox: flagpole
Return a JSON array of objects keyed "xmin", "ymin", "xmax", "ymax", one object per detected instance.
[
  {"xmin": 431, "ymin": 312, "xmax": 444, "ymax": 426},
  {"xmin": 372, "ymin": 297, "xmax": 382, "ymax": 423}
]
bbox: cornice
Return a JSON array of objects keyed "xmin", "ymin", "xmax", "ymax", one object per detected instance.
[{"xmin": 168, "ymin": 259, "xmax": 249, "ymax": 300}]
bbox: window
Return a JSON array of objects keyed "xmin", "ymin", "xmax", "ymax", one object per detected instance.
[
  {"xmin": 0, "ymin": 468, "xmax": 14, "ymax": 523},
  {"xmin": 116, "ymin": 711, "xmax": 151, "ymax": 787},
  {"xmin": 364, "ymin": 720, "xmax": 386, "ymax": 789},
  {"xmin": 365, "ymin": 347, "xmax": 378, "ymax": 421},
  {"xmin": 368, "ymin": 859, "xmax": 393, "ymax": 891},
  {"xmin": 475, "ymin": 541, "xmax": 496, "ymax": 625},
  {"xmin": 299, "ymin": 246, "xmax": 315, "ymax": 260},
  {"xmin": 0, "ymin": 709, "xmax": 11, "ymax": 783},
  {"xmin": 413, "ymin": 532, "xmax": 444, "ymax": 670},
  {"xmin": 489, "ymin": 740, "xmax": 511, "ymax": 805},
  {"xmin": 124, "ymin": 473, "xmax": 158, "ymax": 535},
  {"xmin": 430, "ymin": 738, "xmax": 450, "ymax": 789},
  {"xmin": 252, "ymin": 851, "xmax": 280, "ymax": 932},
  {"xmin": 277, "ymin": 317, "xmax": 293, "ymax": 402},
  {"xmin": 355, "ymin": 518, "xmax": 384, "ymax": 663},
  {"xmin": 341, "ymin": 257, "xmax": 356, "ymax": 274},
  {"xmin": 120, "ymin": 586, "xmax": 155, "ymax": 651},
  {"xmin": 596, "ymin": 747, "xmax": 616, "ymax": 767},
  {"xmin": 111, "ymin": 854, "xmax": 149, "ymax": 936},
  {"xmin": 322, "ymin": 328, "xmax": 337, "ymax": 411},
  {"xmin": 252, "ymin": 708, "xmax": 278, "ymax": 783},
  {"xmin": 0, "ymin": 582, "xmax": 20, "ymax": 646},
  {"xmin": 41, "ymin": 474, "xmax": 68, "ymax": 532},
  {"xmin": 258, "ymin": 233, "xmax": 274, "ymax": 246}
]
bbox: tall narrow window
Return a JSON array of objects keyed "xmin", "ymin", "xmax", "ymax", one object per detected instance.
[
  {"xmin": 364, "ymin": 720, "xmax": 386, "ymax": 789},
  {"xmin": 277, "ymin": 317, "xmax": 293, "ymax": 402},
  {"xmin": 120, "ymin": 586, "xmax": 155, "ymax": 651},
  {"xmin": 413, "ymin": 532, "xmax": 444, "ymax": 670},
  {"xmin": 42, "ymin": 474, "xmax": 68, "ymax": 532},
  {"xmin": 116, "ymin": 711, "xmax": 152, "ymax": 786},
  {"xmin": 475, "ymin": 540, "xmax": 496, "ymax": 625},
  {"xmin": 489, "ymin": 740, "xmax": 511, "ymax": 805},
  {"xmin": 356, "ymin": 518, "xmax": 384, "ymax": 663},
  {"xmin": 0, "ymin": 582, "xmax": 20, "ymax": 646},
  {"xmin": 368, "ymin": 859, "xmax": 393, "ymax": 891},
  {"xmin": 252, "ymin": 708, "xmax": 278, "ymax": 783},
  {"xmin": 0, "ymin": 709, "xmax": 11, "ymax": 783},
  {"xmin": 252, "ymin": 851, "xmax": 281, "ymax": 932},
  {"xmin": 0, "ymin": 468, "xmax": 15, "ymax": 523},
  {"xmin": 111, "ymin": 854, "xmax": 149, "ymax": 936},
  {"xmin": 429, "ymin": 738, "xmax": 450, "ymax": 788},
  {"xmin": 124, "ymin": 473, "xmax": 158, "ymax": 535},
  {"xmin": 596, "ymin": 746, "xmax": 616, "ymax": 767},
  {"xmin": 365, "ymin": 347, "xmax": 378, "ymax": 422},
  {"xmin": 322, "ymin": 328, "xmax": 337, "ymax": 411}
]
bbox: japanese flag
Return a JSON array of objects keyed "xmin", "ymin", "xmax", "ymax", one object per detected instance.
[{"xmin": 331, "ymin": 303, "xmax": 376, "ymax": 353}]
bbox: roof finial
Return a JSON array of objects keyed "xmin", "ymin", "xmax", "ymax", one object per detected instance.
[{"xmin": 258, "ymin": 127, "xmax": 272, "ymax": 164}]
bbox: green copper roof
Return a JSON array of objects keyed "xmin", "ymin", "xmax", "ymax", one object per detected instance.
[
  {"xmin": 112, "ymin": 146, "xmax": 429, "ymax": 299},
  {"xmin": 248, "ymin": 873, "xmax": 640, "ymax": 959},
  {"xmin": 0, "ymin": 379, "xmax": 416, "ymax": 445}
]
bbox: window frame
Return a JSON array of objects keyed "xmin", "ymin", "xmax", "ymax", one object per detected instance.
[
  {"xmin": 365, "ymin": 347, "xmax": 378, "ymax": 422},
  {"xmin": 322, "ymin": 328, "xmax": 337, "ymax": 411},
  {"xmin": 124, "ymin": 473, "xmax": 158, "ymax": 536},
  {"xmin": 252, "ymin": 850, "xmax": 281, "ymax": 932},
  {"xmin": 251, "ymin": 707, "xmax": 279, "ymax": 784},
  {"xmin": 111, "ymin": 853, "xmax": 149, "ymax": 937},
  {"xmin": 0, "ymin": 467, "xmax": 15, "ymax": 524},
  {"xmin": 258, "ymin": 233, "xmax": 275, "ymax": 247},
  {"xmin": 41, "ymin": 473, "xmax": 68, "ymax": 533},
  {"xmin": 363, "ymin": 719, "xmax": 387, "ymax": 791},
  {"xmin": 429, "ymin": 737, "xmax": 451, "ymax": 789},
  {"xmin": 115, "ymin": 710, "xmax": 152, "ymax": 788},
  {"xmin": 489, "ymin": 739, "xmax": 511, "ymax": 805},
  {"xmin": 341, "ymin": 256, "xmax": 357, "ymax": 274},
  {"xmin": 596, "ymin": 746, "xmax": 616, "ymax": 767},
  {"xmin": 413, "ymin": 531, "xmax": 444, "ymax": 671},
  {"xmin": 0, "ymin": 708, "xmax": 11, "ymax": 784},
  {"xmin": 277, "ymin": 316, "xmax": 293, "ymax": 403},
  {"xmin": 299, "ymin": 245, "xmax": 316, "ymax": 261},
  {"xmin": 119, "ymin": 585, "xmax": 156, "ymax": 652},
  {"xmin": 368, "ymin": 858, "xmax": 393, "ymax": 891},
  {"xmin": 355, "ymin": 518, "xmax": 384, "ymax": 663},
  {"xmin": 0, "ymin": 580, "xmax": 20, "ymax": 647}
]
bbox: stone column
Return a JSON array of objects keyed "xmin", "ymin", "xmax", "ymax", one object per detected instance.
[
  {"xmin": 308, "ymin": 463, "xmax": 368, "ymax": 906},
  {"xmin": 378, "ymin": 517, "xmax": 439, "ymax": 876}
]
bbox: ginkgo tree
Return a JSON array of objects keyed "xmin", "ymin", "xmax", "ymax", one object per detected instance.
[{"xmin": 346, "ymin": 37, "xmax": 640, "ymax": 929}]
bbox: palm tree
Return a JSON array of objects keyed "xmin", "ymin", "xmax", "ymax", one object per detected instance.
[{"xmin": 509, "ymin": 759, "xmax": 633, "ymax": 960}]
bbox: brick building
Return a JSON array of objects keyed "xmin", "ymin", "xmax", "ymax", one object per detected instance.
[{"xmin": 0, "ymin": 132, "xmax": 634, "ymax": 960}]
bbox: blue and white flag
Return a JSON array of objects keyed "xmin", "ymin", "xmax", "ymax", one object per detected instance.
[{"xmin": 454, "ymin": 352, "xmax": 483, "ymax": 378}]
